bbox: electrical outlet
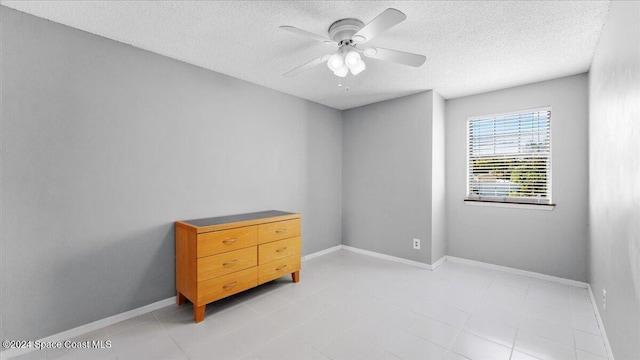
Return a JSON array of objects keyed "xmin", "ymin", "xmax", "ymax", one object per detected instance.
[
  {"xmin": 413, "ymin": 238, "xmax": 421, "ymax": 250},
  {"xmin": 603, "ymin": 289, "xmax": 607, "ymax": 311}
]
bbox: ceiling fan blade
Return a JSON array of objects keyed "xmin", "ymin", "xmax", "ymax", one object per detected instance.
[
  {"xmin": 283, "ymin": 55, "xmax": 331, "ymax": 77},
  {"xmin": 363, "ymin": 47, "xmax": 426, "ymax": 67},
  {"xmin": 280, "ymin": 26, "xmax": 338, "ymax": 46},
  {"xmin": 352, "ymin": 8, "xmax": 407, "ymax": 44}
]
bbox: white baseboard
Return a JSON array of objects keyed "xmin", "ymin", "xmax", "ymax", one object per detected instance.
[
  {"xmin": 302, "ymin": 245, "xmax": 342, "ymax": 261},
  {"xmin": 341, "ymin": 245, "xmax": 433, "ymax": 270},
  {"xmin": 446, "ymin": 256, "xmax": 589, "ymax": 288},
  {"xmin": 338, "ymin": 248, "xmax": 590, "ymax": 289},
  {"xmin": 0, "ymin": 297, "xmax": 175, "ymax": 360},
  {"xmin": 305, "ymin": 245, "xmax": 442, "ymax": 271},
  {"xmin": 588, "ymin": 285, "xmax": 616, "ymax": 360},
  {"xmin": 431, "ymin": 255, "xmax": 447, "ymax": 270}
]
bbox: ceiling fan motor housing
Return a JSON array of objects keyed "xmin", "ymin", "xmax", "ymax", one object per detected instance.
[{"xmin": 328, "ymin": 18, "xmax": 364, "ymax": 44}]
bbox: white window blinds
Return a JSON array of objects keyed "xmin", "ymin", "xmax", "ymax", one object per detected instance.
[{"xmin": 467, "ymin": 107, "xmax": 551, "ymax": 204}]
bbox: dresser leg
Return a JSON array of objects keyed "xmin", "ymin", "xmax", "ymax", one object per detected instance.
[
  {"xmin": 194, "ymin": 305, "xmax": 205, "ymax": 323},
  {"xmin": 291, "ymin": 271, "xmax": 300, "ymax": 283},
  {"xmin": 177, "ymin": 291, "xmax": 186, "ymax": 305}
]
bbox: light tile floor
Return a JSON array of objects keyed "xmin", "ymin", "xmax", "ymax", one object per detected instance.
[{"xmin": 11, "ymin": 249, "xmax": 609, "ymax": 360}]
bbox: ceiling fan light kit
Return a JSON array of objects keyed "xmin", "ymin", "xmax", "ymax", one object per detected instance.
[
  {"xmin": 280, "ymin": 8, "xmax": 426, "ymax": 81},
  {"xmin": 328, "ymin": 48, "xmax": 366, "ymax": 77}
]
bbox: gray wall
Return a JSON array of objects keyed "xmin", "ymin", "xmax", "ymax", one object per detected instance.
[
  {"xmin": 342, "ymin": 91, "xmax": 434, "ymax": 263},
  {"xmin": 588, "ymin": 1, "xmax": 640, "ymax": 359},
  {"xmin": 445, "ymin": 74, "xmax": 589, "ymax": 282},
  {"xmin": 1, "ymin": 7, "xmax": 342, "ymax": 341},
  {"xmin": 430, "ymin": 92, "xmax": 446, "ymax": 263}
]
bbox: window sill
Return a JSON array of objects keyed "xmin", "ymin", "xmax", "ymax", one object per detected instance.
[{"xmin": 464, "ymin": 199, "xmax": 555, "ymax": 210}]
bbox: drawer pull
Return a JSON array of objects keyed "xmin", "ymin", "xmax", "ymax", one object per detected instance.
[
  {"xmin": 222, "ymin": 260, "xmax": 238, "ymax": 267},
  {"xmin": 222, "ymin": 238, "xmax": 237, "ymax": 244},
  {"xmin": 275, "ymin": 229, "xmax": 287, "ymax": 234},
  {"xmin": 276, "ymin": 265, "xmax": 288, "ymax": 271},
  {"xmin": 223, "ymin": 282, "xmax": 238, "ymax": 290},
  {"xmin": 275, "ymin": 247, "xmax": 288, "ymax": 252}
]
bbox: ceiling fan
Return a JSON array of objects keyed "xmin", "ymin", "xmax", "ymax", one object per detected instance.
[{"xmin": 280, "ymin": 8, "xmax": 426, "ymax": 78}]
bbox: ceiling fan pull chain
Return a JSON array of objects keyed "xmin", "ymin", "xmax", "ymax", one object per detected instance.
[{"xmin": 337, "ymin": 75, "xmax": 350, "ymax": 91}]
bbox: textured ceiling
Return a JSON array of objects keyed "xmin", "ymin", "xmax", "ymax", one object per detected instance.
[{"xmin": 2, "ymin": 1, "xmax": 610, "ymax": 110}]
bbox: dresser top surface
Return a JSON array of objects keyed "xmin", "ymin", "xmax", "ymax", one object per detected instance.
[{"xmin": 181, "ymin": 210, "xmax": 298, "ymax": 228}]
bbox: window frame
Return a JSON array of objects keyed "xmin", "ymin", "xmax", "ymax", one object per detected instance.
[{"xmin": 464, "ymin": 106, "xmax": 555, "ymax": 208}]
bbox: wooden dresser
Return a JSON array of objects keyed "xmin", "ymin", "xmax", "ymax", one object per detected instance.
[{"xmin": 175, "ymin": 210, "xmax": 301, "ymax": 322}]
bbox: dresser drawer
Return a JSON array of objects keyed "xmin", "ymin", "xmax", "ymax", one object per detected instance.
[
  {"xmin": 258, "ymin": 255, "xmax": 301, "ymax": 284},
  {"xmin": 197, "ymin": 247, "xmax": 257, "ymax": 280},
  {"xmin": 257, "ymin": 219, "xmax": 301, "ymax": 244},
  {"xmin": 258, "ymin": 236, "xmax": 301, "ymax": 264},
  {"xmin": 198, "ymin": 266, "xmax": 258, "ymax": 304},
  {"xmin": 197, "ymin": 226, "xmax": 257, "ymax": 257}
]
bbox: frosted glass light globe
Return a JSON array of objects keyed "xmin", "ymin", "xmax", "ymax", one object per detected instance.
[
  {"xmin": 327, "ymin": 53, "xmax": 344, "ymax": 72},
  {"xmin": 344, "ymin": 51, "xmax": 361, "ymax": 67},
  {"xmin": 333, "ymin": 65, "xmax": 348, "ymax": 77},
  {"xmin": 349, "ymin": 60, "xmax": 366, "ymax": 76}
]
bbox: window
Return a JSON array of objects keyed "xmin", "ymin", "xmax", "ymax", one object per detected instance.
[{"xmin": 466, "ymin": 107, "xmax": 552, "ymax": 205}]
